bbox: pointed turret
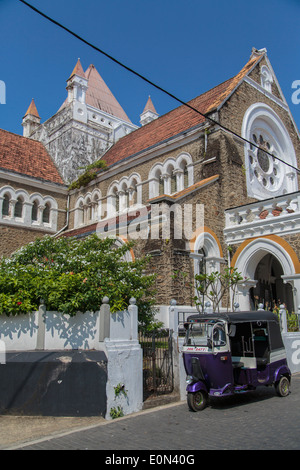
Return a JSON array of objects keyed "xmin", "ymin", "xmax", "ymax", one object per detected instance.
[
  {"xmin": 140, "ymin": 96, "xmax": 159, "ymax": 126},
  {"xmin": 22, "ymin": 99, "xmax": 41, "ymax": 137},
  {"xmin": 65, "ymin": 58, "xmax": 89, "ymax": 124},
  {"xmin": 24, "ymin": 98, "xmax": 40, "ymax": 119},
  {"xmin": 68, "ymin": 58, "xmax": 86, "ymax": 80}
]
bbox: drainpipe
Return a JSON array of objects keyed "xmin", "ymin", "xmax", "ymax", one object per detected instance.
[
  {"xmin": 51, "ymin": 193, "xmax": 70, "ymax": 238},
  {"xmin": 204, "ymin": 129, "xmax": 208, "ymax": 154}
]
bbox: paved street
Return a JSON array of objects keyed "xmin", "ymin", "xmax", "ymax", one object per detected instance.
[{"xmin": 5, "ymin": 373, "xmax": 300, "ymax": 451}]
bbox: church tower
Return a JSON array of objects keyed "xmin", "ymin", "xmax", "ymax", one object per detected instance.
[{"xmin": 24, "ymin": 59, "xmax": 138, "ymax": 183}]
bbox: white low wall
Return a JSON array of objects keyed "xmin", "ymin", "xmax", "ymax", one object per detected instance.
[
  {"xmin": 0, "ymin": 311, "xmax": 39, "ymax": 351},
  {"xmin": 0, "ymin": 307, "xmax": 102, "ymax": 351},
  {"xmin": 0, "ymin": 297, "xmax": 143, "ymax": 419}
]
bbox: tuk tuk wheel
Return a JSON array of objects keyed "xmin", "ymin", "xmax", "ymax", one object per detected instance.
[
  {"xmin": 187, "ymin": 391, "xmax": 208, "ymax": 412},
  {"xmin": 275, "ymin": 376, "xmax": 290, "ymax": 397}
]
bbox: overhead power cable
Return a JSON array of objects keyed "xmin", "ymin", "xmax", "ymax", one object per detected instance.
[{"xmin": 18, "ymin": 0, "xmax": 300, "ymax": 174}]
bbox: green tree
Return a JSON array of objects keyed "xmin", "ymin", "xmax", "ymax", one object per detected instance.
[
  {"xmin": 194, "ymin": 267, "xmax": 244, "ymax": 313},
  {"xmin": 0, "ymin": 234, "xmax": 156, "ymax": 327}
]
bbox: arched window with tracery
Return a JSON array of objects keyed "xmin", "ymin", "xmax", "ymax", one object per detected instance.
[{"xmin": 242, "ymin": 103, "xmax": 298, "ymax": 200}]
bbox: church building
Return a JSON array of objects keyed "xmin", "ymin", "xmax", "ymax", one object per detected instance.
[{"xmin": 1, "ymin": 47, "xmax": 300, "ymax": 315}]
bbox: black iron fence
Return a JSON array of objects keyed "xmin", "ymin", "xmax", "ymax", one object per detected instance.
[{"xmin": 139, "ymin": 329, "xmax": 174, "ymax": 400}]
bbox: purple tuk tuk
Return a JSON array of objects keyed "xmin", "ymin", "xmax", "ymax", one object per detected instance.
[{"xmin": 182, "ymin": 311, "xmax": 291, "ymax": 411}]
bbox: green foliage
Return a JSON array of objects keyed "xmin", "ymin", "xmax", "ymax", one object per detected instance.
[
  {"xmin": 273, "ymin": 305, "xmax": 300, "ymax": 332},
  {"xmin": 68, "ymin": 159, "xmax": 107, "ymax": 190},
  {"xmin": 110, "ymin": 406, "xmax": 124, "ymax": 419},
  {"xmin": 114, "ymin": 383, "xmax": 128, "ymax": 398},
  {"xmin": 0, "ymin": 234, "xmax": 156, "ymax": 324},
  {"xmin": 194, "ymin": 267, "xmax": 244, "ymax": 313}
]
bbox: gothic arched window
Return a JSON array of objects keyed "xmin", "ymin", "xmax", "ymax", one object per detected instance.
[
  {"xmin": 2, "ymin": 194, "xmax": 10, "ymax": 216},
  {"xmin": 31, "ymin": 200, "xmax": 38, "ymax": 222},
  {"xmin": 14, "ymin": 197, "xmax": 23, "ymax": 218},
  {"xmin": 42, "ymin": 203, "xmax": 50, "ymax": 224},
  {"xmin": 198, "ymin": 247, "xmax": 207, "ymax": 276}
]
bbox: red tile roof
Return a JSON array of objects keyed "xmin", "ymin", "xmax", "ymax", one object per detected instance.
[
  {"xmin": 0, "ymin": 129, "xmax": 64, "ymax": 185},
  {"xmin": 101, "ymin": 54, "xmax": 262, "ymax": 168}
]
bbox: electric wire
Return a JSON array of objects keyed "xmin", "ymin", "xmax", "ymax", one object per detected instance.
[{"xmin": 18, "ymin": 0, "xmax": 300, "ymax": 174}]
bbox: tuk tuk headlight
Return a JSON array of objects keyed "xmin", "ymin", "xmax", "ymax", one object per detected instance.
[{"xmin": 186, "ymin": 375, "xmax": 194, "ymax": 385}]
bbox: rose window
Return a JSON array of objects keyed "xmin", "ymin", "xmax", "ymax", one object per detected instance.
[{"xmin": 248, "ymin": 130, "xmax": 283, "ymax": 192}]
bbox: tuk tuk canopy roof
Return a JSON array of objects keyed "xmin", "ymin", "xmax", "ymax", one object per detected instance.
[
  {"xmin": 185, "ymin": 311, "xmax": 280, "ymax": 325},
  {"xmin": 186, "ymin": 311, "xmax": 284, "ymax": 351}
]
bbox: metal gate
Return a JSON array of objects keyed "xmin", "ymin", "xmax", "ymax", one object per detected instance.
[{"xmin": 139, "ymin": 329, "xmax": 174, "ymax": 400}]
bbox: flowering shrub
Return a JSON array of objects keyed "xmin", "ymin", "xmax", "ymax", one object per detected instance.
[{"xmin": 0, "ymin": 235, "xmax": 156, "ymax": 324}]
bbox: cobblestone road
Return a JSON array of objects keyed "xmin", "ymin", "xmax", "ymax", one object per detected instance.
[{"xmin": 9, "ymin": 374, "xmax": 300, "ymax": 451}]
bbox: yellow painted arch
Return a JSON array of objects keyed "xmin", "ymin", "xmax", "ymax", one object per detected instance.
[
  {"xmin": 188, "ymin": 226, "xmax": 224, "ymax": 257},
  {"xmin": 230, "ymin": 234, "xmax": 300, "ymax": 274}
]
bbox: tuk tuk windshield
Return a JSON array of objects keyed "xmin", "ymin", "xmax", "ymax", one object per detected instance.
[{"xmin": 185, "ymin": 320, "xmax": 226, "ymax": 348}]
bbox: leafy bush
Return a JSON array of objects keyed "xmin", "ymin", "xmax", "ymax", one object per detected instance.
[{"xmin": 0, "ymin": 234, "xmax": 156, "ymax": 325}]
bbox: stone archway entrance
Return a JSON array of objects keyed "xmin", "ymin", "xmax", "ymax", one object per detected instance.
[
  {"xmin": 232, "ymin": 237, "xmax": 299, "ymax": 312},
  {"xmin": 249, "ymin": 253, "xmax": 294, "ymax": 312}
]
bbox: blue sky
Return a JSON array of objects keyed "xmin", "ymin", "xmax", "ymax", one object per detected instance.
[{"xmin": 0, "ymin": 0, "xmax": 300, "ymax": 136}]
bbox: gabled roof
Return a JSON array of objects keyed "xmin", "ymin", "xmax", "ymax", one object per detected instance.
[
  {"xmin": 100, "ymin": 53, "xmax": 263, "ymax": 169},
  {"xmin": 0, "ymin": 129, "xmax": 64, "ymax": 185}
]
